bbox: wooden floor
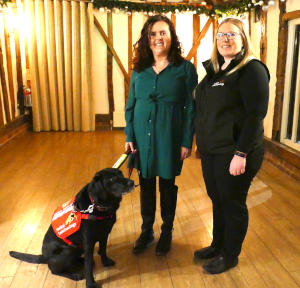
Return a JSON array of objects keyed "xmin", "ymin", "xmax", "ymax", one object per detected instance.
[{"xmin": 0, "ymin": 130, "xmax": 299, "ymax": 288}]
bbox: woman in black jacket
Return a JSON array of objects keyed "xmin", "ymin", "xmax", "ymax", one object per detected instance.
[{"xmin": 194, "ymin": 18, "xmax": 269, "ymax": 274}]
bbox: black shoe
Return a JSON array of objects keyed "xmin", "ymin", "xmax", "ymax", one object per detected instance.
[
  {"xmin": 194, "ymin": 246, "xmax": 220, "ymax": 261},
  {"xmin": 132, "ymin": 232, "xmax": 154, "ymax": 255},
  {"xmin": 155, "ymin": 232, "xmax": 172, "ymax": 256},
  {"xmin": 203, "ymin": 256, "xmax": 238, "ymax": 274}
]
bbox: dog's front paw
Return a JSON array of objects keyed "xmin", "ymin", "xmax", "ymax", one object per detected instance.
[
  {"xmin": 101, "ymin": 256, "xmax": 115, "ymax": 267},
  {"xmin": 87, "ymin": 282, "xmax": 101, "ymax": 288}
]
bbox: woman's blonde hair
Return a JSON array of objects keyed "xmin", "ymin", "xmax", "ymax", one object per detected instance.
[{"xmin": 211, "ymin": 18, "xmax": 255, "ymax": 75}]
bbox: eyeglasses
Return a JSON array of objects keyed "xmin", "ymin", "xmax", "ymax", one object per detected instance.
[{"xmin": 216, "ymin": 32, "xmax": 241, "ymax": 40}]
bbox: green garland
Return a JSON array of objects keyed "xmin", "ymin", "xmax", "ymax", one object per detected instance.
[
  {"xmin": 0, "ymin": 0, "xmax": 9, "ymax": 7},
  {"xmin": 0, "ymin": 0, "xmax": 270, "ymax": 17},
  {"xmin": 93, "ymin": 0, "xmax": 269, "ymax": 18}
]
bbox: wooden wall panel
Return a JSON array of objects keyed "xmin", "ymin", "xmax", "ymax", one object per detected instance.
[{"xmin": 272, "ymin": 1, "xmax": 287, "ymax": 140}]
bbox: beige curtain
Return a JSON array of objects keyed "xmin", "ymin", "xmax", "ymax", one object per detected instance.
[{"xmin": 24, "ymin": 0, "xmax": 94, "ymax": 132}]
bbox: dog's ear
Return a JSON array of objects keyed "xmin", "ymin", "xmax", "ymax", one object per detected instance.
[
  {"xmin": 88, "ymin": 173, "xmax": 107, "ymax": 200},
  {"xmin": 75, "ymin": 183, "xmax": 90, "ymax": 205}
]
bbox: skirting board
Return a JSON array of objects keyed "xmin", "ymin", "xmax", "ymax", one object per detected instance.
[{"xmin": 264, "ymin": 137, "xmax": 300, "ymax": 182}]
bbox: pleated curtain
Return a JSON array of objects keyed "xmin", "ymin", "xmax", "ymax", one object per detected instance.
[{"xmin": 25, "ymin": 0, "xmax": 94, "ymax": 132}]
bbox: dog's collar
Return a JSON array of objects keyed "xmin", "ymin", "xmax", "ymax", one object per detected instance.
[
  {"xmin": 72, "ymin": 196, "xmax": 113, "ymax": 214},
  {"xmin": 89, "ymin": 196, "xmax": 112, "ymax": 212}
]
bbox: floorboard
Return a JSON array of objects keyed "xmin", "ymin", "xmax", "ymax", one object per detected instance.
[{"xmin": 0, "ymin": 131, "xmax": 299, "ymax": 288}]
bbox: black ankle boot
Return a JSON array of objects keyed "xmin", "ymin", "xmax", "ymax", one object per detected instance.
[
  {"xmin": 194, "ymin": 246, "xmax": 220, "ymax": 260},
  {"xmin": 132, "ymin": 231, "xmax": 154, "ymax": 254},
  {"xmin": 203, "ymin": 256, "xmax": 238, "ymax": 274},
  {"xmin": 155, "ymin": 231, "xmax": 172, "ymax": 256}
]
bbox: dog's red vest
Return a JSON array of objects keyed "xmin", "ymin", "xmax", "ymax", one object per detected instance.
[
  {"xmin": 52, "ymin": 198, "xmax": 113, "ymax": 246},
  {"xmin": 51, "ymin": 197, "xmax": 82, "ymax": 245}
]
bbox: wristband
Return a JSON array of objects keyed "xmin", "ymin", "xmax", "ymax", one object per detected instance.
[{"xmin": 234, "ymin": 150, "xmax": 247, "ymax": 158}]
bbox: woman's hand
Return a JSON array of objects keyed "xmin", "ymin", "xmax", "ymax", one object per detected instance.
[
  {"xmin": 181, "ymin": 147, "xmax": 191, "ymax": 160},
  {"xmin": 229, "ymin": 155, "xmax": 246, "ymax": 176},
  {"xmin": 125, "ymin": 142, "xmax": 136, "ymax": 153}
]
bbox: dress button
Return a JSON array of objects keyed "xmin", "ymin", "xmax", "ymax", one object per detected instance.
[
  {"xmin": 148, "ymin": 133, "xmax": 151, "ymax": 136},
  {"xmin": 149, "ymin": 119, "xmax": 151, "ymax": 123}
]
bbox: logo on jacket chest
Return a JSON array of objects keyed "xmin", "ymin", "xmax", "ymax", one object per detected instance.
[{"xmin": 212, "ymin": 80, "xmax": 225, "ymax": 87}]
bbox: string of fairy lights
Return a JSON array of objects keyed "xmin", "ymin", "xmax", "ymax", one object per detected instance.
[
  {"xmin": 0, "ymin": 0, "xmax": 285, "ymax": 17},
  {"xmin": 92, "ymin": 0, "xmax": 284, "ymax": 18}
]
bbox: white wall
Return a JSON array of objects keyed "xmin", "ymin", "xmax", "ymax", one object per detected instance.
[
  {"xmin": 112, "ymin": 12, "xmax": 128, "ymax": 127},
  {"xmin": 265, "ymin": 2, "xmax": 280, "ymax": 138},
  {"xmin": 93, "ymin": 10, "xmax": 108, "ymax": 115},
  {"xmin": 286, "ymin": 0, "xmax": 300, "ymax": 12}
]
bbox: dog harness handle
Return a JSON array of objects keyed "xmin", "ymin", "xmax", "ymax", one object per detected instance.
[{"xmin": 112, "ymin": 150, "xmax": 131, "ymax": 169}]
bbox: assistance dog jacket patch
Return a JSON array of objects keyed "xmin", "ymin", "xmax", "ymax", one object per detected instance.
[{"xmin": 51, "ymin": 197, "xmax": 82, "ymax": 242}]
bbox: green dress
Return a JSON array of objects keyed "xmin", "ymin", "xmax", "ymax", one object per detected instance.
[{"xmin": 125, "ymin": 60, "xmax": 198, "ymax": 179}]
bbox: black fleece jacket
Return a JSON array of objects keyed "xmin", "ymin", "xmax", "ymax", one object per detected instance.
[{"xmin": 194, "ymin": 55, "xmax": 270, "ymax": 155}]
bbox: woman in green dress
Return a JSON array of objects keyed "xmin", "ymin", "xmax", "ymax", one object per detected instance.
[{"xmin": 125, "ymin": 15, "xmax": 197, "ymax": 256}]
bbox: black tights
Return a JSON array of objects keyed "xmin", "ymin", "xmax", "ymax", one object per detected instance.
[{"xmin": 139, "ymin": 175, "xmax": 178, "ymax": 234}]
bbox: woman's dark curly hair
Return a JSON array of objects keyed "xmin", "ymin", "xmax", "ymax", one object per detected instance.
[{"xmin": 132, "ymin": 15, "xmax": 184, "ymax": 72}]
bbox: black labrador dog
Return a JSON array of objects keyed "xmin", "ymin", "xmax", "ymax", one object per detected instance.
[{"xmin": 10, "ymin": 168, "xmax": 134, "ymax": 288}]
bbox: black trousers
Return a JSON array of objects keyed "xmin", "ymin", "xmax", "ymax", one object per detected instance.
[
  {"xmin": 201, "ymin": 146, "xmax": 264, "ymax": 260},
  {"xmin": 139, "ymin": 175, "xmax": 178, "ymax": 233}
]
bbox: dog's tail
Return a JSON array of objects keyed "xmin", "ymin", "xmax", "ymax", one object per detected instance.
[{"xmin": 9, "ymin": 251, "xmax": 47, "ymax": 264}]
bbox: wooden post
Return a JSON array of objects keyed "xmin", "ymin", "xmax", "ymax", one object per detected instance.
[
  {"xmin": 248, "ymin": 10, "xmax": 252, "ymax": 37},
  {"xmin": 171, "ymin": 13, "xmax": 176, "ymax": 30},
  {"xmin": 272, "ymin": 1, "xmax": 288, "ymax": 141},
  {"xmin": 213, "ymin": 16, "xmax": 218, "ymax": 41},
  {"xmin": 94, "ymin": 17, "xmax": 129, "ymax": 83},
  {"xmin": 107, "ymin": 12, "xmax": 114, "ymax": 124},
  {"xmin": 260, "ymin": 9, "xmax": 267, "ymax": 64},
  {"xmin": 193, "ymin": 14, "xmax": 200, "ymax": 69},
  {"xmin": 186, "ymin": 18, "xmax": 212, "ymax": 61},
  {"xmin": 282, "ymin": 10, "xmax": 300, "ymax": 21}
]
